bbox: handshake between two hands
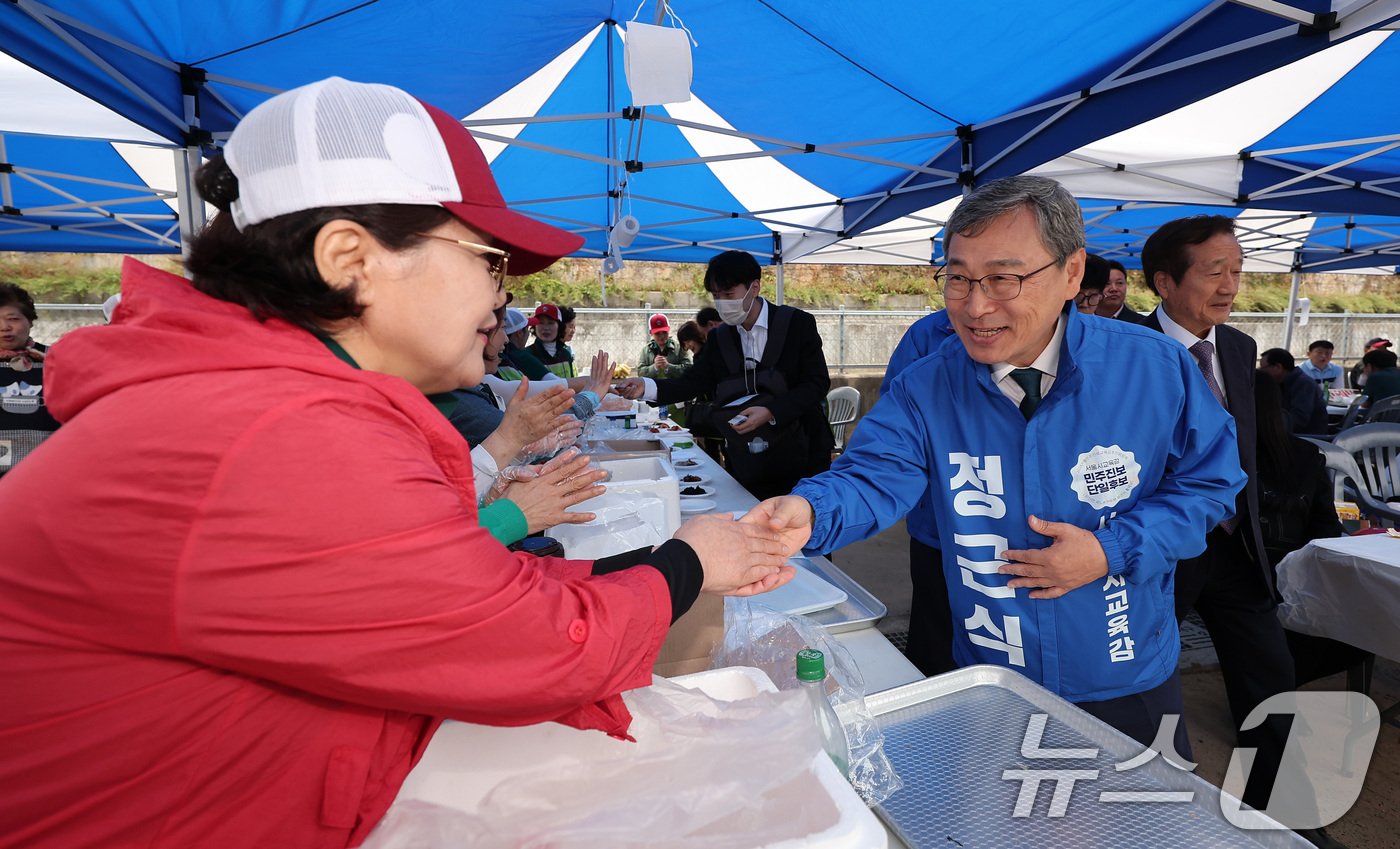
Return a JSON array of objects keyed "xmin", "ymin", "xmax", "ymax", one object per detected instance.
[
  {"xmin": 673, "ymin": 496, "xmax": 818, "ymax": 597},
  {"xmin": 680, "ymin": 498, "xmax": 1110, "ymax": 601}
]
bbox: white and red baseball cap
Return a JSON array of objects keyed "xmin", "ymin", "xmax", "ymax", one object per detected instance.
[
  {"xmin": 534, "ymin": 304, "xmax": 563, "ymax": 323},
  {"xmin": 649, "ymin": 313, "xmax": 670, "ymax": 333},
  {"xmin": 224, "ymin": 77, "xmax": 583, "ymax": 275}
]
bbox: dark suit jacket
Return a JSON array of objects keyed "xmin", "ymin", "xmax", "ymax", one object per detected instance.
[
  {"xmin": 1111, "ymin": 306, "xmax": 1145, "ymax": 324},
  {"xmin": 653, "ymin": 302, "xmax": 833, "ymax": 494},
  {"xmin": 1143, "ymin": 309, "xmax": 1272, "ymax": 593}
]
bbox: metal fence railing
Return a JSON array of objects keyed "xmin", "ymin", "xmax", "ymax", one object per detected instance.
[{"xmin": 33, "ymin": 304, "xmax": 1400, "ymax": 376}]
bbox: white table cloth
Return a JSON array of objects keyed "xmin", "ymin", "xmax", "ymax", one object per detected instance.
[{"xmin": 1276, "ymin": 534, "xmax": 1400, "ymax": 661}]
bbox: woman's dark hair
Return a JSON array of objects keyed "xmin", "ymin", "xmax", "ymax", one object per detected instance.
[
  {"xmin": 0, "ymin": 282, "xmax": 38, "ymax": 323},
  {"xmin": 557, "ymin": 304, "xmax": 576, "ymax": 325},
  {"xmin": 186, "ymin": 155, "xmax": 454, "ymax": 333},
  {"xmin": 676, "ymin": 320, "xmax": 705, "ymax": 349},
  {"xmin": 1254, "ymin": 368, "xmax": 1295, "ymax": 483}
]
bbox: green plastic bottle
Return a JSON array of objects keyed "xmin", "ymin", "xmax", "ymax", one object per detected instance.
[{"xmin": 795, "ymin": 648, "xmax": 850, "ymax": 776}]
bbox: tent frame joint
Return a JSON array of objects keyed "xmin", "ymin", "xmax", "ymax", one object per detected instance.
[
  {"xmin": 624, "ymin": 160, "xmax": 644, "ymax": 173},
  {"xmin": 1297, "ymin": 11, "xmax": 1339, "ymax": 37}
]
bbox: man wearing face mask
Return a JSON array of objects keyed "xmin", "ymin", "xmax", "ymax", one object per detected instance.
[{"xmin": 617, "ymin": 250, "xmax": 833, "ymax": 499}]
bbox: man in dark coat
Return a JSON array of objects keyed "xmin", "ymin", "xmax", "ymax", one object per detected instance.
[
  {"xmin": 1140, "ymin": 215, "xmax": 1340, "ymax": 848},
  {"xmin": 617, "ymin": 251, "xmax": 833, "ymax": 499}
]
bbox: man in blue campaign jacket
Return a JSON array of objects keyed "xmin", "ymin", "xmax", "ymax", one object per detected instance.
[{"xmin": 747, "ymin": 176, "xmax": 1244, "ymax": 749}]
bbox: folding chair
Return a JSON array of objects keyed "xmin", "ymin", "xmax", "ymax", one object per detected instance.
[
  {"xmin": 825, "ymin": 385, "xmax": 861, "ymax": 454},
  {"xmin": 1332, "ymin": 423, "xmax": 1400, "ymax": 510},
  {"xmin": 1361, "ymin": 394, "xmax": 1400, "ymax": 424},
  {"xmin": 1300, "ymin": 433, "xmax": 1400, "ymax": 525},
  {"xmin": 1333, "ymin": 394, "xmax": 1368, "ymax": 434}
]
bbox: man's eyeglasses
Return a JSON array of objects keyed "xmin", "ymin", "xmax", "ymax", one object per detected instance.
[
  {"xmin": 415, "ymin": 233, "xmax": 510, "ymax": 291},
  {"xmin": 1076, "ymin": 291, "xmax": 1105, "ymax": 307},
  {"xmin": 936, "ymin": 259, "xmax": 1058, "ymax": 301}
]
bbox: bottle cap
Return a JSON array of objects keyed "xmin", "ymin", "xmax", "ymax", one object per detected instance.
[{"xmin": 795, "ymin": 648, "xmax": 826, "ymax": 681}]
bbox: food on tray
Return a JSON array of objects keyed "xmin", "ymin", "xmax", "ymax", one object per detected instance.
[
  {"xmin": 675, "ymin": 459, "xmax": 699, "ymax": 467},
  {"xmin": 681, "ymin": 474, "xmax": 703, "ymax": 482},
  {"xmin": 597, "ymin": 394, "xmax": 633, "ymax": 412},
  {"xmin": 681, "ymin": 486, "xmax": 706, "ymax": 496}
]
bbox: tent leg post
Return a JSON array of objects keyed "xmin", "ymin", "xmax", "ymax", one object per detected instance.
[
  {"xmin": 174, "ymin": 146, "xmax": 206, "ymax": 268},
  {"xmin": 1283, "ymin": 256, "xmax": 1302, "ymax": 351}
]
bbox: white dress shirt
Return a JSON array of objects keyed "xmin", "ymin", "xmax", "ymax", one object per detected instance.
[
  {"xmin": 1153, "ymin": 305, "xmax": 1228, "ymax": 406},
  {"xmin": 990, "ymin": 313, "xmax": 1065, "ymax": 406}
]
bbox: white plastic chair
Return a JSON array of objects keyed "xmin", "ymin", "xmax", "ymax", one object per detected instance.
[{"xmin": 825, "ymin": 385, "xmax": 861, "ymax": 453}]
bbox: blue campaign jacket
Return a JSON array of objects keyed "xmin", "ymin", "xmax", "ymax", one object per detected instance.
[
  {"xmin": 797, "ymin": 309, "xmax": 1246, "ymax": 702},
  {"xmin": 881, "ymin": 309, "xmax": 957, "ymax": 550}
]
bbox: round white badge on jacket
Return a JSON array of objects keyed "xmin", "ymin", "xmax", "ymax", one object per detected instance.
[{"xmin": 1070, "ymin": 445, "xmax": 1141, "ymax": 509}]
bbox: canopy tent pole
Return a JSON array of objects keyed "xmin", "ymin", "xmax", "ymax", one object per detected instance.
[
  {"xmin": 174, "ymin": 146, "xmax": 204, "ymax": 262},
  {"xmin": 1282, "ymin": 250, "xmax": 1303, "ymax": 350},
  {"xmin": 772, "ymin": 231, "xmax": 784, "ymax": 305}
]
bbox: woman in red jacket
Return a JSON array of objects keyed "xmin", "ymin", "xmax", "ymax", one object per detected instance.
[{"xmin": 0, "ymin": 78, "xmax": 793, "ymax": 849}]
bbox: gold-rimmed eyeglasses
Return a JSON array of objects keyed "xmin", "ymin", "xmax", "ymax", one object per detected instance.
[
  {"xmin": 415, "ymin": 233, "xmax": 510, "ymax": 291},
  {"xmin": 935, "ymin": 259, "xmax": 1058, "ymax": 301}
]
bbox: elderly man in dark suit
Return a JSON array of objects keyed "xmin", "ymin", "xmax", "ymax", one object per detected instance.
[{"xmin": 1140, "ymin": 216, "xmax": 1339, "ymax": 848}]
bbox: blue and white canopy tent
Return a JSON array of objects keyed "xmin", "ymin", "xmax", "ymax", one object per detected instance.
[
  {"xmin": 4, "ymin": 0, "xmax": 1399, "ymax": 288},
  {"xmin": 0, "ymin": 53, "xmax": 181, "ymax": 253}
]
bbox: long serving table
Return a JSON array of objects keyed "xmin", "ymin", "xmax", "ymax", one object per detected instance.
[
  {"xmin": 669, "ymin": 443, "xmax": 920, "ymax": 848},
  {"xmin": 667, "ymin": 443, "xmax": 924, "ymax": 694}
]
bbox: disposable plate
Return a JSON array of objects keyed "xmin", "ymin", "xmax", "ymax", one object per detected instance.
[{"xmin": 679, "ymin": 498, "xmax": 716, "ymax": 514}]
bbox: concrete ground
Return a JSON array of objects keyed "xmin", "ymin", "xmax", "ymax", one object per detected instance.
[{"xmin": 831, "ymin": 518, "xmax": 1400, "ymax": 849}]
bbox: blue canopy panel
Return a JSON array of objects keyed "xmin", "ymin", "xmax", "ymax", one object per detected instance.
[
  {"xmin": 843, "ymin": 1, "xmax": 1400, "ymax": 236},
  {"xmin": 0, "ymin": 133, "xmax": 180, "ymax": 253},
  {"xmin": 1236, "ymin": 32, "xmax": 1400, "ymax": 215},
  {"xmin": 0, "ymin": 1, "xmax": 615, "ymax": 144},
  {"xmin": 1296, "ymin": 214, "xmax": 1400, "ymax": 272}
]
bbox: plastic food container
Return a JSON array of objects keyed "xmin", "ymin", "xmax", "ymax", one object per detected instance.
[{"xmin": 386, "ymin": 667, "xmax": 887, "ymax": 848}]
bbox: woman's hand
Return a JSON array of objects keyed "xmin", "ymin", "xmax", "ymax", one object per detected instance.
[
  {"xmin": 584, "ymin": 350, "xmax": 614, "ymax": 397},
  {"xmin": 499, "ymin": 380, "xmax": 575, "ymax": 444},
  {"xmin": 499, "ymin": 450, "xmax": 607, "ymax": 534},
  {"xmin": 673, "ymin": 513, "xmax": 795, "ymax": 596},
  {"xmin": 517, "ymin": 415, "xmax": 583, "ymax": 462},
  {"xmin": 738, "ymin": 496, "xmax": 814, "ymax": 557}
]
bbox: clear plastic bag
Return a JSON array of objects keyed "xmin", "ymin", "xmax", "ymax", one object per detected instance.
[
  {"xmin": 548, "ymin": 490, "xmax": 670, "ymax": 559},
  {"xmin": 480, "ymin": 447, "xmax": 588, "ymax": 508},
  {"xmin": 514, "ymin": 414, "xmax": 583, "ymax": 466},
  {"xmin": 710, "ymin": 598, "xmax": 904, "ymax": 805},
  {"xmin": 360, "ymin": 676, "xmax": 834, "ymax": 849}
]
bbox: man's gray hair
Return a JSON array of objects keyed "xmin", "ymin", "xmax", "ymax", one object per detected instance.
[{"xmin": 943, "ymin": 176, "xmax": 1085, "ymax": 265}]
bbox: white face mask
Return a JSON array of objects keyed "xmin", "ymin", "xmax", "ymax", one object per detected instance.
[{"xmin": 716, "ymin": 281, "xmax": 757, "ymax": 326}]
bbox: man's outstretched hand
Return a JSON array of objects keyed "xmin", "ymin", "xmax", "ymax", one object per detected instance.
[{"xmin": 739, "ymin": 496, "xmax": 815, "ymax": 558}]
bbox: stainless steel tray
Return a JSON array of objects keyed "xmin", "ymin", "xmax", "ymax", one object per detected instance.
[
  {"xmin": 797, "ymin": 555, "xmax": 887, "ymax": 634},
  {"xmin": 867, "ymin": 665, "xmax": 1308, "ymax": 849}
]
